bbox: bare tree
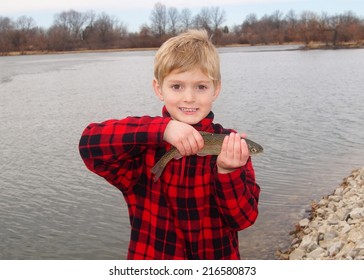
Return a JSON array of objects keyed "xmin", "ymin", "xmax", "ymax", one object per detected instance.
[
  {"xmin": 210, "ymin": 7, "xmax": 226, "ymax": 31},
  {"xmin": 0, "ymin": 16, "xmax": 13, "ymax": 33},
  {"xmin": 47, "ymin": 25, "xmax": 73, "ymax": 51},
  {"xmin": 241, "ymin": 13, "xmax": 258, "ymax": 44},
  {"xmin": 299, "ymin": 11, "xmax": 320, "ymax": 44},
  {"xmin": 54, "ymin": 10, "xmax": 88, "ymax": 40},
  {"xmin": 317, "ymin": 12, "xmax": 333, "ymax": 45},
  {"xmin": 0, "ymin": 16, "xmax": 14, "ymax": 52},
  {"xmin": 270, "ymin": 10, "xmax": 284, "ymax": 43},
  {"xmin": 209, "ymin": 6, "xmax": 226, "ymax": 44},
  {"xmin": 180, "ymin": 8, "xmax": 192, "ymax": 31},
  {"xmin": 167, "ymin": 7, "xmax": 179, "ymax": 35},
  {"xmin": 150, "ymin": 2, "xmax": 167, "ymax": 37},
  {"xmin": 93, "ymin": 12, "xmax": 119, "ymax": 47},
  {"xmin": 193, "ymin": 7, "xmax": 212, "ymax": 32},
  {"xmin": 285, "ymin": 9, "xmax": 298, "ymax": 42},
  {"xmin": 16, "ymin": 16, "xmax": 36, "ymax": 31},
  {"xmin": 84, "ymin": 10, "xmax": 97, "ymax": 30},
  {"xmin": 337, "ymin": 11, "xmax": 361, "ymax": 42},
  {"xmin": 13, "ymin": 16, "xmax": 37, "ymax": 51},
  {"xmin": 82, "ymin": 10, "xmax": 97, "ymax": 45}
]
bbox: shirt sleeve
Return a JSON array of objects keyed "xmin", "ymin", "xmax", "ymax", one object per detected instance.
[
  {"xmin": 213, "ymin": 157, "xmax": 260, "ymax": 231},
  {"xmin": 79, "ymin": 116, "xmax": 171, "ymax": 191}
]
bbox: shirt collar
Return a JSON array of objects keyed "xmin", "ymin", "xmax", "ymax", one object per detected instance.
[{"xmin": 162, "ymin": 106, "xmax": 214, "ymax": 131}]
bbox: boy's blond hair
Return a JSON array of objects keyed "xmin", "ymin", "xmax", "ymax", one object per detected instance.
[{"xmin": 154, "ymin": 29, "xmax": 221, "ymax": 87}]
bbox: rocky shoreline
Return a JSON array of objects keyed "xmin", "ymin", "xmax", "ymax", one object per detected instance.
[{"xmin": 277, "ymin": 167, "xmax": 364, "ymax": 260}]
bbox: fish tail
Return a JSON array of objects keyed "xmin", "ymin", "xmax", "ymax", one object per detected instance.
[
  {"xmin": 151, "ymin": 148, "xmax": 178, "ymax": 182},
  {"xmin": 151, "ymin": 163, "xmax": 164, "ymax": 182}
]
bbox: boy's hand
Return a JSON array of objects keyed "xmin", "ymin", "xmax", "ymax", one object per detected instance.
[
  {"xmin": 163, "ymin": 120, "xmax": 204, "ymax": 157},
  {"xmin": 217, "ymin": 132, "xmax": 250, "ymax": 174}
]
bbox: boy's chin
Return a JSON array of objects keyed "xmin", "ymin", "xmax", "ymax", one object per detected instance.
[{"xmin": 172, "ymin": 115, "xmax": 203, "ymax": 125}]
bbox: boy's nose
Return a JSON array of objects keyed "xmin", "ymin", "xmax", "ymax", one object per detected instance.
[{"xmin": 183, "ymin": 89, "xmax": 195, "ymax": 102}]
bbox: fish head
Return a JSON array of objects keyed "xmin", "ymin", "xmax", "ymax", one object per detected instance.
[{"xmin": 246, "ymin": 139, "xmax": 264, "ymax": 154}]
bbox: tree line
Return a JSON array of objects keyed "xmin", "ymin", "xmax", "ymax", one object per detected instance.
[{"xmin": 1, "ymin": 2, "xmax": 363, "ymax": 54}]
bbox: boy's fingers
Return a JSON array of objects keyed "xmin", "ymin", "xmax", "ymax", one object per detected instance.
[
  {"xmin": 176, "ymin": 143, "xmax": 186, "ymax": 156},
  {"xmin": 183, "ymin": 139, "xmax": 193, "ymax": 156},
  {"xmin": 234, "ymin": 133, "xmax": 242, "ymax": 160},
  {"xmin": 188, "ymin": 136, "xmax": 199, "ymax": 155},
  {"xmin": 226, "ymin": 132, "xmax": 235, "ymax": 156},
  {"xmin": 221, "ymin": 135, "xmax": 228, "ymax": 154},
  {"xmin": 241, "ymin": 139, "xmax": 248, "ymax": 159},
  {"xmin": 193, "ymin": 130, "xmax": 204, "ymax": 151},
  {"xmin": 180, "ymin": 131, "xmax": 204, "ymax": 156},
  {"xmin": 240, "ymin": 132, "xmax": 247, "ymax": 139}
]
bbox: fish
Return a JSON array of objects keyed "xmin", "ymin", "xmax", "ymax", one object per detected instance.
[{"xmin": 151, "ymin": 131, "xmax": 263, "ymax": 182}]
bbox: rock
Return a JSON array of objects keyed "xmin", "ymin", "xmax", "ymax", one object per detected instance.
[
  {"xmin": 336, "ymin": 208, "xmax": 348, "ymax": 221},
  {"xmin": 279, "ymin": 167, "xmax": 364, "ymax": 260},
  {"xmin": 327, "ymin": 214, "xmax": 339, "ymax": 225},
  {"xmin": 299, "ymin": 218, "xmax": 310, "ymax": 228},
  {"xmin": 336, "ymin": 242, "xmax": 356, "ymax": 258},
  {"xmin": 289, "ymin": 248, "xmax": 305, "ymax": 260},
  {"xmin": 324, "ymin": 229, "xmax": 339, "ymax": 240},
  {"xmin": 349, "ymin": 208, "xmax": 364, "ymax": 219},
  {"xmin": 348, "ymin": 229, "xmax": 364, "ymax": 243},
  {"xmin": 300, "ymin": 233, "xmax": 319, "ymax": 252},
  {"xmin": 306, "ymin": 247, "xmax": 326, "ymax": 259},
  {"xmin": 340, "ymin": 224, "xmax": 351, "ymax": 234},
  {"xmin": 327, "ymin": 240, "xmax": 344, "ymax": 256}
]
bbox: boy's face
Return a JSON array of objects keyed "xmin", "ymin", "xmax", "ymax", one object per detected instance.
[{"xmin": 153, "ymin": 68, "xmax": 221, "ymax": 125}]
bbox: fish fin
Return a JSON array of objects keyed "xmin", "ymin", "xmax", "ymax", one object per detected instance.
[
  {"xmin": 174, "ymin": 153, "xmax": 182, "ymax": 160},
  {"xmin": 199, "ymin": 131, "xmax": 212, "ymax": 136}
]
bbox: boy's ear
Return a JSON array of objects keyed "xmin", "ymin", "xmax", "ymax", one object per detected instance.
[
  {"xmin": 212, "ymin": 81, "xmax": 221, "ymax": 101},
  {"xmin": 153, "ymin": 79, "xmax": 164, "ymax": 101}
]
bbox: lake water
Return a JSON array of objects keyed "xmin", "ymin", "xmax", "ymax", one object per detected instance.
[{"xmin": 0, "ymin": 45, "xmax": 363, "ymax": 259}]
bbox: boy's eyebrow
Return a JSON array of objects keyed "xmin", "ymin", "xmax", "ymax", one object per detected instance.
[{"xmin": 166, "ymin": 79, "xmax": 212, "ymax": 84}]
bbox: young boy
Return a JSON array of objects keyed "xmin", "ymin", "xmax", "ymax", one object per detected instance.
[{"xmin": 79, "ymin": 30, "xmax": 260, "ymax": 260}]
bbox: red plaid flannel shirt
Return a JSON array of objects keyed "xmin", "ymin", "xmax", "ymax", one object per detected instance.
[{"xmin": 79, "ymin": 107, "xmax": 260, "ymax": 259}]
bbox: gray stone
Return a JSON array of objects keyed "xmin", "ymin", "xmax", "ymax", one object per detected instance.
[
  {"xmin": 349, "ymin": 208, "xmax": 364, "ymax": 219},
  {"xmin": 324, "ymin": 229, "xmax": 339, "ymax": 240},
  {"xmin": 289, "ymin": 248, "xmax": 305, "ymax": 260},
  {"xmin": 306, "ymin": 247, "xmax": 327, "ymax": 259},
  {"xmin": 327, "ymin": 241, "xmax": 344, "ymax": 256},
  {"xmin": 327, "ymin": 214, "xmax": 340, "ymax": 225},
  {"xmin": 300, "ymin": 233, "xmax": 319, "ymax": 252},
  {"xmin": 299, "ymin": 218, "xmax": 310, "ymax": 228}
]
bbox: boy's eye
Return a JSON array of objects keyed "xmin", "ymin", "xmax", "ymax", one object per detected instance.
[
  {"xmin": 197, "ymin": 85, "xmax": 207, "ymax": 90},
  {"xmin": 171, "ymin": 84, "xmax": 182, "ymax": 90}
]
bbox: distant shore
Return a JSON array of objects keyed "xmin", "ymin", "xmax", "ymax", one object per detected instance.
[
  {"xmin": 2, "ymin": 41, "xmax": 363, "ymax": 57},
  {"xmin": 277, "ymin": 167, "xmax": 364, "ymax": 260},
  {"xmin": 0, "ymin": 47, "xmax": 159, "ymax": 57},
  {"xmin": 299, "ymin": 41, "xmax": 364, "ymax": 50}
]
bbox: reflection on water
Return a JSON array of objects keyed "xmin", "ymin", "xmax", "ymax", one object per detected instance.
[{"xmin": 0, "ymin": 46, "xmax": 363, "ymax": 259}]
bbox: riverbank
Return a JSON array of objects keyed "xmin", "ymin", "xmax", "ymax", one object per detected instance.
[
  {"xmin": 0, "ymin": 47, "xmax": 159, "ymax": 56},
  {"xmin": 300, "ymin": 40, "xmax": 364, "ymax": 50},
  {"xmin": 277, "ymin": 167, "xmax": 364, "ymax": 260},
  {"xmin": 2, "ymin": 41, "xmax": 363, "ymax": 56}
]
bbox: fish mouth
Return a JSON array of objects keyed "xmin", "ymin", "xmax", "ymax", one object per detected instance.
[{"xmin": 179, "ymin": 107, "xmax": 199, "ymax": 113}]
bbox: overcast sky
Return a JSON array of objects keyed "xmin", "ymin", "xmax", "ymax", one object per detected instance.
[{"xmin": 1, "ymin": 0, "xmax": 363, "ymax": 31}]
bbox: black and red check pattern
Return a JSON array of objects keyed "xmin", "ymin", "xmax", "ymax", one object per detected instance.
[{"xmin": 79, "ymin": 107, "xmax": 260, "ymax": 259}]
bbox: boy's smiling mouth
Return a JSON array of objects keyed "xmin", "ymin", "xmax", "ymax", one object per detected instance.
[{"xmin": 179, "ymin": 107, "xmax": 198, "ymax": 113}]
